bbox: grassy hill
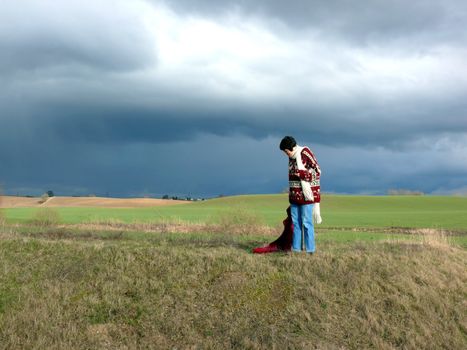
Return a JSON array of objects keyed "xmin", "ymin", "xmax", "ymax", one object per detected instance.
[{"xmin": 1, "ymin": 195, "xmax": 466, "ymax": 348}]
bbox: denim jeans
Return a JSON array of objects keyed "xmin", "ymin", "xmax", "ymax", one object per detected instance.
[{"xmin": 291, "ymin": 203, "xmax": 315, "ymax": 253}]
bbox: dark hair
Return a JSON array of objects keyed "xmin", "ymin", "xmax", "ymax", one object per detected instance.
[{"xmin": 279, "ymin": 136, "xmax": 297, "ymax": 151}]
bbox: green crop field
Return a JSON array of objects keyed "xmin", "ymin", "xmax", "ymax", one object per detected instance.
[
  {"xmin": 5, "ymin": 194, "xmax": 467, "ymax": 229},
  {"xmin": 4, "ymin": 194, "xmax": 467, "ymax": 247},
  {"xmin": 1, "ymin": 195, "xmax": 466, "ymax": 349}
]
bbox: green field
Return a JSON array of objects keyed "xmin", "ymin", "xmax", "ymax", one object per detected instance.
[
  {"xmin": 5, "ymin": 194, "xmax": 467, "ymax": 229},
  {"xmin": 4, "ymin": 194, "xmax": 467, "ymax": 247}
]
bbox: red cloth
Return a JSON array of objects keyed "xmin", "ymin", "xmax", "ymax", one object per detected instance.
[{"xmin": 253, "ymin": 206, "xmax": 293, "ymax": 254}]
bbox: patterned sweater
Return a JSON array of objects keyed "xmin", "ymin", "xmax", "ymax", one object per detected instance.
[{"xmin": 288, "ymin": 147, "xmax": 321, "ymax": 205}]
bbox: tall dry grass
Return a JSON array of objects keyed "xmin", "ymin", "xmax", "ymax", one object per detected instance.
[
  {"xmin": 30, "ymin": 207, "xmax": 61, "ymax": 227},
  {"xmin": 383, "ymin": 228, "xmax": 453, "ymax": 250},
  {"xmin": 80, "ymin": 208, "xmax": 278, "ymax": 237},
  {"xmin": 0, "ymin": 192, "xmax": 15, "ymax": 240},
  {"xmin": 0, "ymin": 191, "xmax": 4, "ymax": 225},
  {"xmin": 215, "ymin": 207, "xmax": 272, "ymax": 235},
  {"xmin": 0, "ymin": 225, "xmax": 466, "ymax": 349}
]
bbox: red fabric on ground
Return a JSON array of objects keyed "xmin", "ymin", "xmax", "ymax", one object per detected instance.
[
  {"xmin": 252, "ymin": 243, "xmax": 280, "ymax": 254},
  {"xmin": 252, "ymin": 206, "xmax": 293, "ymax": 254}
]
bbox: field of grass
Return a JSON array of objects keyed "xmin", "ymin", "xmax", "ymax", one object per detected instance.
[
  {"xmin": 5, "ymin": 194, "xmax": 467, "ymax": 228},
  {"xmin": 1, "ymin": 195, "xmax": 466, "ymax": 349},
  {"xmin": 5, "ymin": 194, "xmax": 467, "ymax": 247}
]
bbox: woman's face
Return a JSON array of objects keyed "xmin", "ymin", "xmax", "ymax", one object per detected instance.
[{"xmin": 283, "ymin": 149, "xmax": 294, "ymax": 158}]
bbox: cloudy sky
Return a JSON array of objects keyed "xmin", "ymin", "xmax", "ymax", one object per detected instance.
[{"xmin": 1, "ymin": 0, "xmax": 467, "ymax": 197}]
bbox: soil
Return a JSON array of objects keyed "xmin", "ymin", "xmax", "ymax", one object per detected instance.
[{"xmin": 0, "ymin": 196, "xmax": 189, "ymax": 208}]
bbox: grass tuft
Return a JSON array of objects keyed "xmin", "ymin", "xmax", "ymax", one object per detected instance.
[
  {"xmin": 214, "ymin": 206, "xmax": 274, "ymax": 235},
  {"xmin": 0, "ymin": 192, "xmax": 4, "ymax": 225},
  {"xmin": 30, "ymin": 208, "xmax": 61, "ymax": 227}
]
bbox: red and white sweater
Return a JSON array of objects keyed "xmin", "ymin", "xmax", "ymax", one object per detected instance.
[{"xmin": 288, "ymin": 146, "xmax": 321, "ymax": 205}]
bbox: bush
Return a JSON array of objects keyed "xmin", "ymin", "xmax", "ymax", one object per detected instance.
[
  {"xmin": 215, "ymin": 207, "xmax": 270, "ymax": 235},
  {"xmin": 0, "ymin": 187, "xmax": 4, "ymax": 225},
  {"xmin": 31, "ymin": 208, "xmax": 61, "ymax": 227},
  {"xmin": 38, "ymin": 193, "xmax": 49, "ymax": 204},
  {"xmin": 388, "ymin": 189, "xmax": 424, "ymax": 195}
]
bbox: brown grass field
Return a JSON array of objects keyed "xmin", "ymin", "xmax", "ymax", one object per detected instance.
[
  {"xmin": 0, "ymin": 196, "xmax": 189, "ymax": 208},
  {"xmin": 0, "ymin": 222, "xmax": 465, "ymax": 349}
]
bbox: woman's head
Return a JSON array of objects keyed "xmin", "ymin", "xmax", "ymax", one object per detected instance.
[{"xmin": 279, "ymin": 136, "xmax": 297, "ymax": 156}]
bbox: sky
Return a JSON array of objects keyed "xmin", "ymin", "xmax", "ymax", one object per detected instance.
[{"xmin": 1, "ymin": 0, "xmax": 467, "ymax": 197}]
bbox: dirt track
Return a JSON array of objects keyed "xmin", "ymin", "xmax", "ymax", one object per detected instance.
[{"xmin": 0, "ymin": 196, "xmax": 189, "ymax": 208}]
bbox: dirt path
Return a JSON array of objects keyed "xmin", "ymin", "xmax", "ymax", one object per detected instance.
[{"xmin": 320, "ymin": 226, "xmax": 467, "ymax": 236}]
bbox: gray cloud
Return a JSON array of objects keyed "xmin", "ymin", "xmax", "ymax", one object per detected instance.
[
  {"xmin": 3, "ymin": 80, "xmax": 465, "ymax": 149},
  {"xmin": 0, "ymin": 0, "xmax": 156, "ymax": 74},
  {"xmin": 160, "ymin": 0, "xmax": 467, "ymax": 47}
]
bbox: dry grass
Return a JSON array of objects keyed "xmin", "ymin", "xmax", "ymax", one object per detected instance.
[
  {"xmin": 0, "ymin": 195, "xmax": 189, "ymax": 208},
  {"xmin": 30, "ymin": 208, "xmax": 61, "ymax": 227},
  {"xmin": 215, "ymin": 207, "xmax": 271, "ymax": 235},
  {"xmin": 81, "ymin": 209, "xmax": 279, "ymax": 237},
  {"xmin": 323, "ymin": 226, "xmax": 466, "ymax": 236},
  {"xmin": 0, "ymin": 193, "xmax": 4, "ymax": 226},
  {"xmin": 419, "ymin": 229, "xmax": 451, "ymax": 248},
  {"xmin": 0, "ymin": 222, "xmax": 466, "ymax": 349},
  {"xmin": 380, "ymin": 229, "xmax": 453, "ymax": 251},
  {"xmin": 81, "ymin": 218, "xmax": 211, "ymax": 235}
]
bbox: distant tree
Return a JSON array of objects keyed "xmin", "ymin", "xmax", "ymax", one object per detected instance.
[
  {"xmin": 47, "ymin": 190, "xmax": 54, "ymax": 197},
  {"xmin": 38, "ymin": 193, "xmax": 49, "ymax": 204},
  {"xmin": 162, "ymin": 195, "xmax": 169, "ymax": 200},
  {"xmin": 388, "ymin": 189, "xmax": 424, "ymax": 196}
]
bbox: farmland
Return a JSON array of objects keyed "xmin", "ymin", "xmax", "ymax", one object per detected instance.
[
  {"xmin": 4, "ymin": 193, "xmax": 467, "ymax": 228},
  {"xmin": 0, "ymin": 194, "xmax": 466, "ymax": 349},
  {"xmin": 3, "ymin": 194, "xmax": 467, "ymax": 246}
]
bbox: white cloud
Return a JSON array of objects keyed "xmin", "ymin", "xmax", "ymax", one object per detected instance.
[
  {"xmin": 135, "ymin": 2, "xmax": 467, "ymax": 117},
  {"xmin": 0, "ymin": 0, "xmax": 155, "ymax": 73}
]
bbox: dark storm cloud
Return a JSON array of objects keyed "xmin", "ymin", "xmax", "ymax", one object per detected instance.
[
  {"xmin": 161, "ymin": 0, "xmax": 467, "ymax": 45},
  {"xmin": 2, "ymin": 92, "xmax": 466, "ymax": 160},
  {"xmin": 1, "ymin": 0, "xmax": 466, "ymax": 151},
  {"xmin": 1, "ymin": 0, "xmax": 467, "ymax": 196}
]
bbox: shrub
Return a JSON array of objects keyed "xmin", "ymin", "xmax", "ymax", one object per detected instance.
[
  {"xmin": 387, "ymin": 189, "xmax": 424, "ymax": 195},
  {"xmin": 0, "ymin": 187, "xmax": 4, "ymax": 225},
  {"xmin": 215, "ymin": 207, "xmax": 270, "ymax": 235},
  {"xmin": 38, "ymin": 193, "xmax": 49, "ymax": 204},
  {"xmin": 31, "ymin": 208, "xmax": 61, "ymax": 227}
]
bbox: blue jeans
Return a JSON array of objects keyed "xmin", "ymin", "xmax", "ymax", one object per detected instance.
[{"xmin": 291, "ymin": 203, "xmax": 315, "ymax": 253}]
